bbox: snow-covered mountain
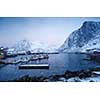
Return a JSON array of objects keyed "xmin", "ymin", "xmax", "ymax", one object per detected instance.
[
  {"xmin": 7, "ymin": 39, "xmax": 58, "ymax": 54},
  {"xmin": 59, "ymin": 21, "xmax": 100, "ymax": 53},
  {"xmin": 13, "ymin": 39, "xmax": 32, "ymax": 52},
  {"xmin": 81, "ymin": 35, "xmax": 100, "ymax": 52}
]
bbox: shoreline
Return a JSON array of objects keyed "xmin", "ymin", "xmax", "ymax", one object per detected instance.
[{"xmin": 4, "ymin": 67, "xmax": 100, "ymax": 82}]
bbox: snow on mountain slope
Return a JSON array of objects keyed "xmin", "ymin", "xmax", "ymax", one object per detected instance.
[
  {"xmin": 59, "ymin": 21, "xmax": 100, "ymax": 53},
  {"xmin": 8, "ymin": 39, "xmax": 58, "ymax": 54},
  {"xmin": 81, "ymin": 35, "xmax": 100, "ymax": 52},
  {"xmin": 13, "ymin": 39, "xmax": 32, "ymax": 52}
]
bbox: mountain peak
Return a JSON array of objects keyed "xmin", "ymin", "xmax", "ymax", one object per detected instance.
[
  {"xmin": 83, "ymin": 21, "xmax": 100, "ymax": 25},
  {"xmin": 82, "ymin": 21, "xmax": 100, "ymax": 29}
]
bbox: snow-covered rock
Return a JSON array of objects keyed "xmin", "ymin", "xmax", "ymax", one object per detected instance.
[
  {"xmin": 81, "ymin": 76, "xmax": 100, "ymax": 82},
  {"xmin": 59, "ymin": 21, "xmax": 100, "ymax": 53},
  {"xmin": 58, "ymin": 77, "xmax": 67, "ymax": 82},
  {"xmin": 67, "ymin": 76, "xmax": 100, "ymax": 82},
  {"xmin": 67, "ymin": 77, "xmax": 81, "ymax": 82}
]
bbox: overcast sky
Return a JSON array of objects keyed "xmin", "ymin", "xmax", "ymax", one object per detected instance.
[{"xmin": 0, "ymin": 17, "xmax": 100, "ymax": 47}]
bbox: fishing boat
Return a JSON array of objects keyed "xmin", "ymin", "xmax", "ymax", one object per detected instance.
[{"xmin": 19, "ymin": 64, "xmax": 49, "ymax": 69}]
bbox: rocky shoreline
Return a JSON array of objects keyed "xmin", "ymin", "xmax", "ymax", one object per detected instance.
[{"xmin": 8, "ymin": 67, "xmax": 100, "ymax": 82}]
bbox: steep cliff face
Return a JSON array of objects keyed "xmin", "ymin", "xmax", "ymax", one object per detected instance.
[{"xmin": 59, "ymin": 21, "xmax": 100, "ymax": 52}]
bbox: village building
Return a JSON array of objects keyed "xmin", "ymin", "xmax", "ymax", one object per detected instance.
[{"xmin": 0, "ymin": 47, "xmax": 8, "ymax": 59}]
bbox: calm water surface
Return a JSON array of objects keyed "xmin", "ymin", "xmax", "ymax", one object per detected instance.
[{"xmin": 0, "ymin": 53, "xmax": 100, "ymax": 81}]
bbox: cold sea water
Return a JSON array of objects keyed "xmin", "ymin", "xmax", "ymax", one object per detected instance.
[{"xmin": 0, "ymin": 53, "xmax": 100, "ymax": 81}]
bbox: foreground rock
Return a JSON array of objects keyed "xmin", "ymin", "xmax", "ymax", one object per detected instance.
[{"xmin": 10, "ymin": 67, "xmax": 100, "ymax": 82}]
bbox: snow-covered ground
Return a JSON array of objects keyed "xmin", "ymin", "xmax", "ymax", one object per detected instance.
[
  {"xmin": 81, "ymin": 35, "xmax": 100, "ymax": 53},
  {"xmin": 59, "ymin": 71, "xmax": 100, "ymax": 82},
  {"xmin": 57, "ymin": 71, "xmax": 100, "ymax": 82},
  {"xmin": 66, "ymin": 76, "xmax": 100, "ymax": 82}
]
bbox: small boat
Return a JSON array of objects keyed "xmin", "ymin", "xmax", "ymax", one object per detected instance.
[
  {"xmin": 19, "ymin": 64, "xmax": 49, "ymax": 69},
  {"xmin": 30, "ymin": 57, "xmax": 38, "ymax": 61},
  {"xmin": 30, "ymin": 54, "xmax": 49, "ymax": 61}
]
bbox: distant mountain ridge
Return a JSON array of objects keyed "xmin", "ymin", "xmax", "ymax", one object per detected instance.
[
  {"xmin": 8, "ymin": 39, "xmax": 58, "ymax": 54},
  {"xmin": 59, "ymin": 21, "xmax": 100, "ymax": 53}
]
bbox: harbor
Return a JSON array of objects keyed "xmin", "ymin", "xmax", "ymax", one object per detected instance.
[
  {"xmin": 0, "ymin": 52, "xmax": 49, "ymax": 65},
  {"xmin": 1, "ymin": 53, "xmax": 100, "ymax": 81}
]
